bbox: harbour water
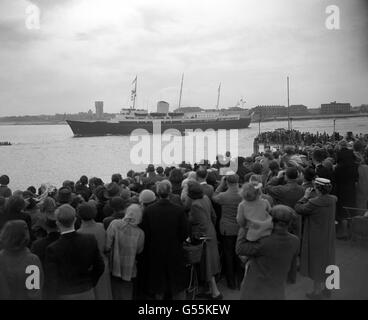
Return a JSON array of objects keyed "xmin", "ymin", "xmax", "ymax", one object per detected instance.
[{"xmin": 1, "ymin": 117, "xmax": 368, "ymax": 191}]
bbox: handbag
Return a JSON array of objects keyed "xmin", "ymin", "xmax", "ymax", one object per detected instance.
[{"xmin": 183, "ymin": 241, "xmax": 203, "ymax": 265}]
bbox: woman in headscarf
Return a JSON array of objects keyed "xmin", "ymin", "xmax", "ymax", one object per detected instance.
[
  {"xmin": 186, "ymin": 180, "xmax": 222, "ymax": 300},
  {"xmin": 0, "ymin": 220, "xmax": 43, "ymax": 299},
  {"xmin": 180, "ymin": 171, "xmax": 198, "ymax": 206},
  {"xmin": 295, "ymin": 178, "xmax": 337, "ymax": 300},
  {"xmin": 105, "ymin": 204, "xmax": 144, "ymax": 300},
  {"xmin": 30, "ymin": 196, "xmax": 56, "ymax": 240},
  {"xmin": 139, "ymin": 189, "xmax": 157, "ymax": 209},
  {"xmin": 169, "ymin": 168, "xmax": 184, "ymax": 195}
]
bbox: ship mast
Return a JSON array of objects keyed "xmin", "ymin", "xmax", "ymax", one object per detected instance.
[
  {"xmin": 178, "ymin": 73, "xmax": 184, "ymax": 109},
  {"xmin": 131, "ymin": 75, "xmax": 137, "ymax": 110},
  {"xmin": 216, "ymin": 82, "xmax": 221, "ymax": 110},
  {"xmin": 287, "ymin": 76, "xmax": 290, "ymax": 130}
]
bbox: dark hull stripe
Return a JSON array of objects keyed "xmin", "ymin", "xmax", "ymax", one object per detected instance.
[{"xmin": 66, "ymin": 118, "xmax": 251, "ymax": 136}]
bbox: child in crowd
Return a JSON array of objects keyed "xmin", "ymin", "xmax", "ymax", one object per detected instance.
[{"xmin": 237, "ymin": 182, "xmax": 273, "ymax": 242}]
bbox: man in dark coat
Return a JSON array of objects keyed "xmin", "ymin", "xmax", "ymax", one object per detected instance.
[
  {"xmin": 265, "ymin": 167, "xmax": 304, "ymax": 209},
  {"xmin": 31, "ymin": 218, "xmax": 60, "ymax": 265},
  {"xmin": 141, "ymin": 180, "xmax": 189, "ymax": 299},
  {"xmin": 334, "ymin": 142, "xmax": 359, "ymax": 238},
  {"xmin": 212, "ymin": 174, "xmax": 242, "ymax": 290},
  {"xmin": 44, "ymin": 204, "xmax": 104, "ymax": 300},
  {"xmin": 236, "ymin": 205, "xmax": 299, "ymax": 300},
  {"xmin": 265, "ymin": 164, "xmax": 309, "ymax": 284}
]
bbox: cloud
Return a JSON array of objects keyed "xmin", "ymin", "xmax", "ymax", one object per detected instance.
[{"xmin": 0, "ymin": 0, "xmax": 367, "ymax": 116}]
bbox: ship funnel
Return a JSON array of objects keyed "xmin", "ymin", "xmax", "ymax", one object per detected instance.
[{"xmin": 157, "ymin": 101, "xmax": 169, "ymax": 114}]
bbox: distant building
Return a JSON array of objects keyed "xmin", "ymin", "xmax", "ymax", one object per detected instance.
[
  {"xmin": 320, "ymin": 101, "xmax": 351, "ymax": 114},
  {"xmin": 352, "ymin": 106, "xmax": 361, "ymax": 113},
  {"xmin": 360, "ymin": 104, "xmax": 368, "ymax": 113},
  {"xmin": 307, "ymin": 108, "xmax": 320, "ymax": 115},
  {"xmin": 289, "ymin": 104, "xmax": 308, "ymax": 116},
  {"xmin": 157, "ymin": 101, "xmax": 170, "ymax": 114},
  {"xmin": 95, "ymin": 101, "xmax": 104, "ymax": 119},
  {"xmin": 250, "ymin": 105, "xmax": 287, "ymax": 118}
]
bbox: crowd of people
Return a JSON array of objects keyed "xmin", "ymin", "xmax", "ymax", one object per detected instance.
[
  {"xmin": 255, "ymin": 129, "xmax": 368, "ymax": 147},
  {"xmin": 0, "ymin": 131, "xmax": 368, "ymax": 300}
]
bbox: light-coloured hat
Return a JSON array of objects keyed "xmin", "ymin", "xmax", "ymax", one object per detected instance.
[
  {"xmin": 139, "ymin": 189, "xmax": 156, "ymax": 204},
  {"xmin": 315, "ymin": 177, "xmax": 331, "ymax": 186}
]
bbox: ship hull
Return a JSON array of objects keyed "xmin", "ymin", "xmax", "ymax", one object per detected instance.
[{"xmin": 66, "ymin": 117, "xmax": 251, "ymax": 136}]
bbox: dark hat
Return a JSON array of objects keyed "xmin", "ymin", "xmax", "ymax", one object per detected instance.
[
  {"xmin": 0, "ymin": 175, "xmax": 10, "ymax": 185},
  {"xmin": 77, "ymin": 202, "xmax": 97, "ymax": 221},
  {"xmin": 127, "ymin": 170, "xmax": 135, "ymax": 178},
  {"xmin": 111, "ymin": 173, "xmax": 122, "ymax": 184},
  {"xmin": 94, "ymin": 185, "xmax": 106, "ymax": 201},
  {"xmin": 57, "ymin": 187, "xmax": 72, "ymax": 204},
  {"xmin": 110, "ymin": 196, "xmax": 129, "ymax": 211},
  {"xmin": 147, "ymin": 164, "xmax": 155, "ymax": 173},
  {"xmin": 62, "ymin": 180, "xmax": 75, "ymax": 191},
  {"xmin": 187, "ymin": 181, "xmax": 204, "ymax": 200},
  {"xmin": 286, "ymin": 166, "xmax": 298, "ymax": 180},
  {"xmin": 27, "ymin": 186, "xmax": 37, "ymax": 195},
  {"xmin": 79, "ymin": 175, "xmax": 88, "ymax": 185},
  {"xmin": 104, "ymin": 182, "xmax": 120, "ymax": 199}
]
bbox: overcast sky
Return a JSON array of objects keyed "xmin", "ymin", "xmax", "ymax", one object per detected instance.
[{"xmin": 0, "ymin": 0, "xmax": 367, "ymax": 116}]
